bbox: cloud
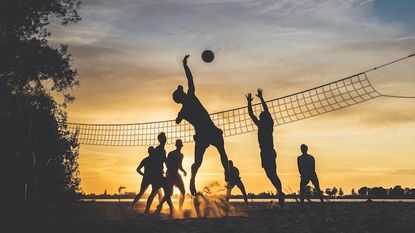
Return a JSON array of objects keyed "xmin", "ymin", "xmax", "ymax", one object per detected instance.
[
  {"xmin": 393, "ymin": 169, "xmax": 415, "ymax": 176},
  {"xmin": 335, "ymin": 37, "xmax": 415, "ymax": 54}
]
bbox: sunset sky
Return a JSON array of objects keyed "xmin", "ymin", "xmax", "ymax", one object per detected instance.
[{"xmin": 49, "ymin": 0, "xmax": 415, "ymax": 195}]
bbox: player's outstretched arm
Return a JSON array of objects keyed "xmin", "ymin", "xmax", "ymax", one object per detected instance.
[
  {"xmin": 246, "ymin": 93, "xmax": 259, "ymax": 125},
  {"xmin": 256, "ymin": 88, "xmax": 269, "ymax": 112},
  {"xmin": 183, "ymin": 55, "xmax": 195, "ymax": 95}
]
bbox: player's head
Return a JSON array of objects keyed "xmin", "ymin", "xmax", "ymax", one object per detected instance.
[
  {"xmin": 175, "ymin": 139, "xmax": 183, "ymax": 149},
  {"xmin": 173, "ymin": 85, "xmax": 186, "ymax": 103},
  {"xmin": 259, "ymin": 111, "xmax": 268, "ymax": 121},
  {"xmin": 148, "ymin": 146, "xmax": 155, "ymax": 155},
  {"xmin": 301, "ymin": 144, "xmax": 308, "ymax": 154},
  {"xmin": 228, "ymin": 160, "xmax": 234, "ymax": 167},
  {"xmin": 158, "ymin": 132, "xmax": 166, "ymax": 144}
]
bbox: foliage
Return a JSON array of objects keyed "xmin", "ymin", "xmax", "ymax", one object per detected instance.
[{"xmin": 0, "ymin": 0, "xmax": 81, "ymax": 205}]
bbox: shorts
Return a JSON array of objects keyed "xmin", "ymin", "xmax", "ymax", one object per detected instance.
[
  {"xmin": 227, "ymin": 177, "xmax": 243, "ymax": 189},
  {"xmin": 147, "ymin": 175, "xmax": 166, "ymax": 189},
  {"xmin": 166, "ymin": 174, "xmax": 184, "ymax": 188},
  {"xmin": 165, "ymin": 174, "xmax": 185, "ymax": 195},
  {"xmin": 260, "ymin": 148, "xmax": 277, "ymax": 168},
  {"xmin": 193, "ymin": 127, "xmax": 224, "ymax": 147},
  {"xmin": 300, "ymin": 174, "xmax": 319, "ymax": 187}
]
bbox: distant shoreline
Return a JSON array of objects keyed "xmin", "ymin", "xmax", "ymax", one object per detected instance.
[{"xmin": 79, "ymin": 198, "xmax": 415, "ymax": 203}]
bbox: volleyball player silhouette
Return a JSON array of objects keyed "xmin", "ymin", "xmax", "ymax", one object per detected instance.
[
  {"xmin": 172, "ymin": 55, "xmax": 229, "ymax": 195},
  {"xmin": 246, "ymin": 89, "xmax": 285, "ymax": 208},
  {"xmin": 132, "ymin": 133, "xmax": 173, "ymax": 213},
  {"xmin": 131, "ymin": 146, "xmax": 156, "ymax": 208},
  {"xmin": 298, "ymin": 144, "xmax": 323, "ymax": 205},
  {"xmin": 225, "ymin": 160, "xmax": 248, "ymax": 206},
  {"xmin": 156, "ymin": 139, "xmax": 187, "ymax": 213},
  {"xmin": 145, "ymin": 133, "xmax": 174, "ymax": 213}
]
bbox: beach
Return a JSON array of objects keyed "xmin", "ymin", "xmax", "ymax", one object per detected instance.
[{"xmin": 9, "ymin": 201, "xmax": 415, "ymax": 233}]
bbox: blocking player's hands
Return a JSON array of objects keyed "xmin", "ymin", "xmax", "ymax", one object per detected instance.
[
  {"xmin": 183, "ymin": 55, "xmax": 190, "ymax": 65},
  {"xmin": 183, "ymin": 170, "xmax": 187, "ymax": 177},
  {"xmin": 246, "ymin": 93, "xmax": 253, "ymax": 102},
  {"xmin": 256, "ymin": 88, "xmax": 263, "ymax": 99}
]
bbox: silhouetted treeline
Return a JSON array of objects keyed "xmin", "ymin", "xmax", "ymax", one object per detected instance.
[
  {"xmin": 231, "ymin": 185, "xmax": 415, "ymax": 199},
  {"xmin": 297, "ymin": 185, "xmax": 415, "ymax": 199},
  {"xmin": 80, "ymin": 185, "xmax": 415, "ymax": 200},
  {"xmin": 1, "ymin": 0, "xmax": 82, "ymax": 207},
  {"xmin": 351, "ymin": 185, "xmax": 415, "ymax": 199}
]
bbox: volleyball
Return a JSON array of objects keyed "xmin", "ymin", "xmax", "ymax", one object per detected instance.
[{"xmin": 202, "ymin": 50, "xmax": 214, "ymax": 63}]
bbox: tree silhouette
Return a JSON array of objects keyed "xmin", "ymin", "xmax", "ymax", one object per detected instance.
[
  {"xmin": 338, "ymin": 188, "xmax": 344, "ymax": 197},
  {"xmin": 332, "ymin": 187, "xmax": 338, "ymax": 198},
  {"xmin": 369, "ymin": 187, "xmax": 387, "ymax": 198},
  {"xmin": 351, "ymin": 188, "xmax": 357, "ymax": 196},
  {"xmin": 389, "ymin": 185, "xmax": 405, "ymax": 198},
  {"xmin": 325, "ymin": 188, "xmax": 332, "ymax": 197},
  {"xmin": 358, "ymin": 187, "xmax": 369, "ymax": 198},
  {"xmin": 1, "ymin": 0, "xmax": 81, "ymax": 206}
]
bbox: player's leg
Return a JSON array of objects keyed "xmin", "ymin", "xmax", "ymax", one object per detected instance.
[
  {"xmin": 263, "ymin": 151, "xmax": 285, "ymax": 208},
  {"xmin": 156, "ymin": 178, "xmax": 173, "ymax": 214},
  {"xmin": 225, "ymin": 183, "xmax": 234, "ymax": 202},
  {"xmin": 177, "ymin": 176, "xmax": 186, "ymax": 211},
  {"xmin": 163, "ymin": 179, "xmax": 175, "ymax": 214},
  {"xmin": 264, "ymin": 157, "xmax": 283, "ymax": 195},
  {"xmin": 157, "ymin": 188, "xmax": 163, "ymax": 203},
  {"xmin": 132, "ymin": 178, "xmax": 149, "ymax": 207},
  {"xmin": 212, "ymin": 134, "xmax": 229, "ymax": 173},
  {"xmin": 145, "ymin": 184, "xmax": 160, "ymax": 213},
  {"xmin": 235, "ymin": 180, "xmax": 248, "ymax": 206},
  {"xmin": 157, "ymin": 192, "xmax": 174, "ymax": 214},
  {"xmin": 299, "ymin": 177, "xmax": 309, "ymax": 205},
  {"xmin": 190, "ymin": 140, "xmax": 208, "ymax": 195},
  {"xmin": 164, "ymin": 196, "xmax": 175, "ymax": 214},
  {"xmin": 310, "ymin": 174, "xmax": 324, "ymax": 202},
  {"xmin": 156, "ymin": 195, "xmax": 166, "ymax": 214}
]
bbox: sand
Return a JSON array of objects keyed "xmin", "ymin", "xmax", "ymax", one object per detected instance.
[{"xmin": 8, "ymin": 201, "xmax": 415, "ymax": 233}]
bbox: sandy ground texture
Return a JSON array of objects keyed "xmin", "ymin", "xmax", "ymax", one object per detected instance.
[{"xmin": 7, "ymin": 201, "xmax": 415, "ymax": 233}]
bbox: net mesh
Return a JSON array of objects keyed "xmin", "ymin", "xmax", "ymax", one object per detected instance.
[{"xmin": 68, "ymin": 73, "xmax": 381, "ymax": 146}]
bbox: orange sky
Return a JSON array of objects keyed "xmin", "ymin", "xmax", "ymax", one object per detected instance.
[{"xmin": 49, "ymin": 0, "xmax": 415, "ymax": 195}]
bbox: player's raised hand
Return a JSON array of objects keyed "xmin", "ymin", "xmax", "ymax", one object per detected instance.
[
  {"xmin": 256, "ymin": 88, "xmax": 263, "ymax": 98},
  {"xmin": 246, "ymin": 93, "xmax": 253, "ymax": 102},
  {"xmin": 183, "ymin": 55, "xmax": 190, "ymax": 65}
]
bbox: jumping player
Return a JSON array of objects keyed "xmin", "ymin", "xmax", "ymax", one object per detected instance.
[
  {"xmin": 225, "ymin": 160, "xmax": 248, "ymax": 206},
  {"xmin": 246, "ymin": 89, "xmax": 285, "ymax": 208},
  {"xmin": 172, "ymin": 55, "xmax": 229, "ymax": 195}
]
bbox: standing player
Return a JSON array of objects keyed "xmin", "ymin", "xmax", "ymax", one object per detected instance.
[
  {"xmin": 156, "ymin": 139, "xmax": 187, "ymax": 213},
  {"xmin": 131, "ymin": 146, "xmax": 156, "ymax": 209},
  {"xmin": 144, "ymin": 132, "xmax": 174, "ymax": 213},
  {"xmin": 298, "ymin": 144, "xmax": 324, "ymax": 204},
  {"xmin": 225, "ymin": 160, "xmax": 248, "ymax": 206},
  {"xmin": 246, "ymin": 89, "xmax": 285, "ymax": 208},
  {"xmin": 172, "ymin": 55, "xmax": 230, "ymax": 195}
]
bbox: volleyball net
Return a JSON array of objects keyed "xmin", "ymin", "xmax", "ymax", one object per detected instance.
[{"xmin": 68, "ymin": 72, "xmax": 381, "ymax": 146}]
